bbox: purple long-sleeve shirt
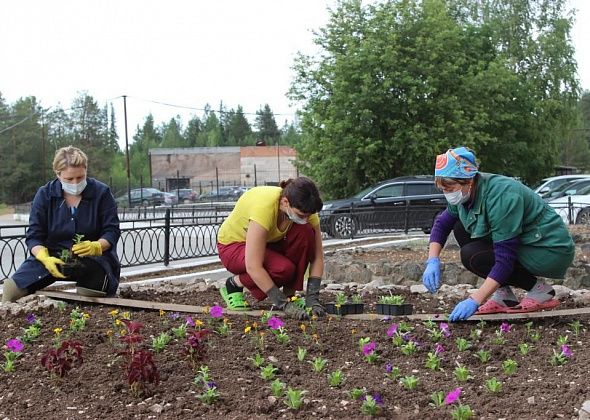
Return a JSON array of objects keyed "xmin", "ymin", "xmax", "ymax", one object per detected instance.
[{"xmin": 429, "ymin": 209, "xmax": 519, "ymax": 285}]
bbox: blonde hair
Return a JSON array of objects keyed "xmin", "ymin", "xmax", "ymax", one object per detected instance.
[{"xmin": 52, "ymin": 146, "xmax": 88, "ymax": 174}]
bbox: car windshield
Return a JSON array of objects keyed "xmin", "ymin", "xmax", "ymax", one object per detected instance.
[
  {"xmin": 558, "ymin": 180, "xmax": 590, "ymax": 194},
  {"xmin": 574, "ymin": 184, "xmax": 590, "ymax": 195}
]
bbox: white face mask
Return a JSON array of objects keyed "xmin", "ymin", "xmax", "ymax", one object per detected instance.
[
  {"xmin": 444, "ymin": 186, "xmax": 470, "ymax": 205},
  {"xmin": 287, "ymin": 208, "xmax": 308, "ymax": 225},
  {"xmin": 61, "ymin": 179, "xmax": 87, "ymax": 196}
]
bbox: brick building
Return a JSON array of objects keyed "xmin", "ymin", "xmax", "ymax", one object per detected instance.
[{"xmin": 148, "ymin": 146, "xmax": 299, "ymax": 192}]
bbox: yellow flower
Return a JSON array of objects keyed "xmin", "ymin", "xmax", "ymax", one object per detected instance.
[
  {"xmin": 106, "ymin": 329, "xmax": 113, "ymax": 337},
  {"xmin": 311, "ymin": 333, "xmax": 319, "ymax": 342},
  {"xmin": 114, "ymin": 319, "xmax": 122, "ymax": 326},
  {"xmin": 195, "ymin": 320, "xmax": 204, "ymax": 327},
  {"xmin": 120, "ymin": 329, "xmax": 126, "ymax": 336},
  {"xmin": 244, "ymin": 326, "xmax": 252, "ymax": 334},
  {"xmin": 252, "ymin": 322, "xmax": 258, "ymax": 329},
  {"xmin": 53, "ymin": 327, "xmax": 63, "ymax": 335},
  {"xmin": 83, "ymin": 313, "xmax": 90, "ymax": 319},
  {"xmin": 159, "ymin": 309, "xmax": 165, "ymax": 317},
  {"xmin": 300, "ymin": 323, "xmax": 307, "ymax": 333},
  {"xmin": 122, "ymin": 311, "xmax": 131, "ymax": 319},
  {"xmin": 311, "ymin": 315, "xmax": 318, "ymax": 321},
  {"xmin": 290, "ymin": 295, "xmax": 299, "ymax": 302},
  {"xmin": 351, "ymin": 328, "xmax": 357, "ymax": 335},
  {"xmin": 108, "ymin": 309, "xmax": 119, "ymax": 317}
]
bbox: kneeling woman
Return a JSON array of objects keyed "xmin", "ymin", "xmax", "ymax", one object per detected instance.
[
  {"xmin": 2, "ymin": 146, "xmax": 121, "ymax": 302},
  {"xmin": 217, "ymin": 177, "xmax": 325, "ymax": 319}
]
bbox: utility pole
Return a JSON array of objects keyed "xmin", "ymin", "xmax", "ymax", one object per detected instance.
[{"xmin": 123, "ymin": 95, "xmax": 131, "ymax": 206}]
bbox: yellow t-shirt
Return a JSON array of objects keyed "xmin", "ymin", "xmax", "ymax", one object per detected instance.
[{"xmin": 217, "ymin": 186, "xmax": 320, "ymax": 245}]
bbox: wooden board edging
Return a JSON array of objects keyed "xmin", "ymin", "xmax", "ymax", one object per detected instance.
[{"xmin": 36, "ymin": 290, "xmax": 590, "ymax": 321}]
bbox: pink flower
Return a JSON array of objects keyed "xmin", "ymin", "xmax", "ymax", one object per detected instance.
[
  {"xmin": 386, "ymin": 323, "xmax": 398, "ymax": 337},
  {"xmin": 210, "ymin": 305, "xmax": 224, "ymax": 318},
  {"xmin": 500, "ymin": 322, "xmax": 511, "ymax": 334},
  {"xmin": 561, "ymin": 345, "xmax": 573, "ymax": 358},
  {"xmin": 439, "ymin": 323, "xmax": 451, "ymax": 337},
  {"xmin": 444, "ymin": 387, "xmax": 462, "ymax": 405},
  {"xmin": 267, "ymin": 316, "xmax": 285, "ymax": 330},
  {"xmin": 362, "ymin": 341, "xmax": 376, "ymax": 356},
  {"xmin": 435, "ymin": 343, "xmax": 445, "ymax": 355},
  {"xmin": 6, "ymin": 338, "xmax": 24, "ymax": 353},
  {"xmin": 185, "ymin": 316, "xmax": 195, "ymax": 327}
]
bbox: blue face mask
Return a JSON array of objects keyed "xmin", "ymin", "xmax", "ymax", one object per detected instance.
[{"xmin": 61, "ymin": 178, "xmax": 87, "ymax": 196}]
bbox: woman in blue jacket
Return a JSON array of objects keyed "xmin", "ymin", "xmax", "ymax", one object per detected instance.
[{"xmin": 2, "ymin": 146, "xmax": 121, "ymax": 302}]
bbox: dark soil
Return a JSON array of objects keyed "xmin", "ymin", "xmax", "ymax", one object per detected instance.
[{"xmin": 1, "ymin": 286, "xmax": 589, "ymax": 420}]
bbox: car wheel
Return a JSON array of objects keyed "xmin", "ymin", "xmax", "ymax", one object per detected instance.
[
  {"xmin": 575, "ymin": 208, "xmax": 590, "ymax": 224},
  {"xmin": 331, "ymin": 215, "xmax": 358, "ymax": 239}
]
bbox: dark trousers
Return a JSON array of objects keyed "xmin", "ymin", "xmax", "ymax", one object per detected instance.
[{"xmin": 453, "ymin": 222, "xmax": 537, "ymax": 291}]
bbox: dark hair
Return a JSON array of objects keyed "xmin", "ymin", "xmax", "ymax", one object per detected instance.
[
  {"xmin": 435, "ymin": 173, "xmax": 479, "ymax": 189},
  {"xmin": 279, "ymin": 177, "xmax": 323, "ymax": 214}
]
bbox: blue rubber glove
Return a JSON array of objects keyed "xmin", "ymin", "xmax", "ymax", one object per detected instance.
[
  {"xmin": 422, "ymin": 257, "xmax": 441, "ymax": 293},
  {"xmin": 448, "ymin": 298, "xmax": 480, "ymax": 322}
]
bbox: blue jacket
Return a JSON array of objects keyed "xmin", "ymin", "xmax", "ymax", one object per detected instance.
[{"xmin": 12, "ymin": 178, "xmax": 121, "ymax": 294}]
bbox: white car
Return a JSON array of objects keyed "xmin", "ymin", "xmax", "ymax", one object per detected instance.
[
  {"xmin": 547, "ymin": 186, "xmax": 590, "ymax": 224},
  {"xmin": 533, "ymin": 174, "xmax": 590, "ymax": 195}
]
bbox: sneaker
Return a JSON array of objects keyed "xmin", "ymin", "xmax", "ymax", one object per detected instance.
[{"xmin": 220, "ymin": 286, "xmax": 250, "ymax": 311}]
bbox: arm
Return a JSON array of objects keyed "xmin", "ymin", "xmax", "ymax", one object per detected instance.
[
  {"xmin": 308, "ymin": 224, "xmax": 324, "ymax": 278},
  {"xmin": 244, "ymin": 220, "xmax": 276, "ymax": 293}
]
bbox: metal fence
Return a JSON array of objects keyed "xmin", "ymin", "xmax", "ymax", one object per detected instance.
[{"xmin": 2, "ymin": 198, "xmax": 586, "ymax": 279}]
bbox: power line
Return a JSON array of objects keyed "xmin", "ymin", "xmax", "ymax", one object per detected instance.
[{"xmin": 126, "ymin": 95, "xmax": 298, "ymax": 117}]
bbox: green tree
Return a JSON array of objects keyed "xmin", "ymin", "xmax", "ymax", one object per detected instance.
[
  {"xmin": 255, "ymin": 104, "xmax": 280, "ymax": 144},
  {"xmin": 280, "ymin": 120, "xmax": 301, "ymax": 146},
  {"xmin": 160, "ymin": 117, "xmax": 186, "ymax": 148},
  {"xmin": 184, "ymin": 116, "xmax": 202, "ymax": 147},
  {"xmin": 289, "ymin": 0, "xmax": 580, "ymax": 198},
  {"xmin": 130, "ymin": 114, "xmax": 161, "ymax": 187},
  {"xmin": 197, "ymin": 105, "xmax": 222, "ymax": 147},
  {"xmin": 226, "ymin": 105, "xmax": 253, "ymax": 146}
]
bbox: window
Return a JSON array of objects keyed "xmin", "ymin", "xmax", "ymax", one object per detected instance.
[
  {"xmin": 406, "ymin": 183, "xmax": 435, "ymax": 196},
  {"xmin": 372, "ymin": 184, "xmax": 403, "ymax": 199}
]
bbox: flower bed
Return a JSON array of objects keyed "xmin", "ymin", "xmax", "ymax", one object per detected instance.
[{"xmin": 1, "ymin": 292, "xmax": 589, "ymax": 419}]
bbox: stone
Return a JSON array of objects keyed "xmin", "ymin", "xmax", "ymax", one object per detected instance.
[
  {"xmin": 149, "ymin": 404, "xmax": 164, "ymax": 414},
  {"xmin": 579, "ymin": 400, "xmax": 590, "ymax": 420},
  {"xmin": 527, "ymin": 396, "xmax": 535, "ymax": 405},
  {"xmin": 552, "ymin": 285, "xmax": 572, "ymax": 299},
  {"xmin": 410, "ymin": 284, "xmax": 427, "ymax": 294},
  {"xmin": 363, "ymin": 278, "xmax": 385, "ymax": 290}
]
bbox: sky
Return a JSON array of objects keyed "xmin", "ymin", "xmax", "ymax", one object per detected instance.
[{"xmin": 0, "ymin": 0, "xmax": 589, "ymax": 149}]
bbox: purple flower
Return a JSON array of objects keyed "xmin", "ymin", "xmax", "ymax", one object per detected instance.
[
  {"xmin": 210, "ymin": 305, "xmax": 224, "ymax": 318},
  {"xmin": 444, "ymin": 387, "xmax": 462, "ymax": 405},
  {"xmin": 206, "ymin": 381, "xmax": 218, "ymax": 389},
  {"xmin": 267, "ymin": 316, "xmax": 285, "ymax": 330},
  {"xmin": 386, "ymin": 323, "xmax": 398, "ymax": 337},
  {"xmin": 6, "ymin": 338, "xmax": 24, "ymax": 353},
  {"xmin": 372, "ymin": 393, "xmax": 384, "ymax": 405},
  {"xmin": 385, "ymin": 362, "xmax": 393, "ymax": 374},
  {"xmin": 439, "ymin": 323, "xmax": 451, "ymax": 337},
  {"xmin": 168, "ymin": 312, "xmax": 180, "ymax": 321},
  {"xmin": 25, "ymin": 313, "xmax": 37, "ymax": 324},
  {"xmin": 561, "ymin": 344, "xmax": 573, "ymax": 358},
  {"xmin": 362, "ymin": 342, "xmax": 376, "ymax": 356},
  {"xmin": 500, "ymin": 322, "xmax": 511, "ymax": 334},
  {"xmin": 185, "ymin": 316, "xmax": 195, "ymax": 327},
  {"xmin": 435, "ymin": 343, "xmax": 445, "ymax": 355}
]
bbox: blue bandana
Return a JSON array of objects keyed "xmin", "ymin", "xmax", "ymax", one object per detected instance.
[{"xmin": 434, "ymin": 147, "xmax": 479, "ymax": 178}]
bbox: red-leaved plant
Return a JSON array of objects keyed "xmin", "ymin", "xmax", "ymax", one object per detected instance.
[
  {"xmin": 40, "ymin": 340, "xmax": 83, "ymax": 380},
  {"xmin": 183, "ymin": 329, "xmax": 210, "ymax": 369},
  {"xmin": 118, "ymin": 319, "xmax": 159, "ymax": 397}
]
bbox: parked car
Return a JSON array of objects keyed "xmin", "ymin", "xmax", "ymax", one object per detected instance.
[
  {"xmin": 198, "ymin": 186, "xmax": 245, "ymax": 201},
  {"xmin": 542, "ymin": 178, "xmax": 590, "ymax": 202},
  {"xmin": 163, "ymin": 192, "xmax": 179, "ymax": 205},
  {"xmin": 532, "ymin": 175, "xmax": 590, "ymax": 195},
  {"xmin": 115, "ymin": 188, "xmax": 165, "ymax": 207},
  {"xmin": 547, "ymin": 184, "xmax": 590, "ymax": 224},
  {"xmin": 170, "ymin": 188, "xmax": 198, "ymax": 203},
  {"xmin": 320, "ymin": 176, "xmax": 447, "ymax": 238}
]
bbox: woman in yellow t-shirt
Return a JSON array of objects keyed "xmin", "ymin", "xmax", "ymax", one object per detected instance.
[{"xmin": 217, "ymin": 177, "xmax": 325, "ymax": 319}]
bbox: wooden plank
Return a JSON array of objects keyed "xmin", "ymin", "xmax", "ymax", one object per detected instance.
[{"xmin": 36, "ymin": 290, "xmax": 590, "ymax": 321}]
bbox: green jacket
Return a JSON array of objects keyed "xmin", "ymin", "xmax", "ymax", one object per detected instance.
[{"xmin": 447, "ymin": 173, "xmax": 574, "ymax": 278}]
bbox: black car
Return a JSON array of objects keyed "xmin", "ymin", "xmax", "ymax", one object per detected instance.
[
  {"xmin": 198, "ymin": 186, "xmax": 246, "ymax": 201},
  {"xmin": 170, "ymin": 188, "xmax": 198, "ymax": 203},
  {"xmin": 320, "ymin": 176, "xmax": 447, "ymax": 238},
  {"xmin": 116, "ymin": 188, "xmax": 165, "ymax": 207}
]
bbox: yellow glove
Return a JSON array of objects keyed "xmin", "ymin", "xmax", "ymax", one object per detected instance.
[
  {"xmin": 35, "ymin": 247, "xmax": 66, "ymax": 279},
  {"xmin": 72, "ymin": 240, "xmax": 103, "ymax": 257}
]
